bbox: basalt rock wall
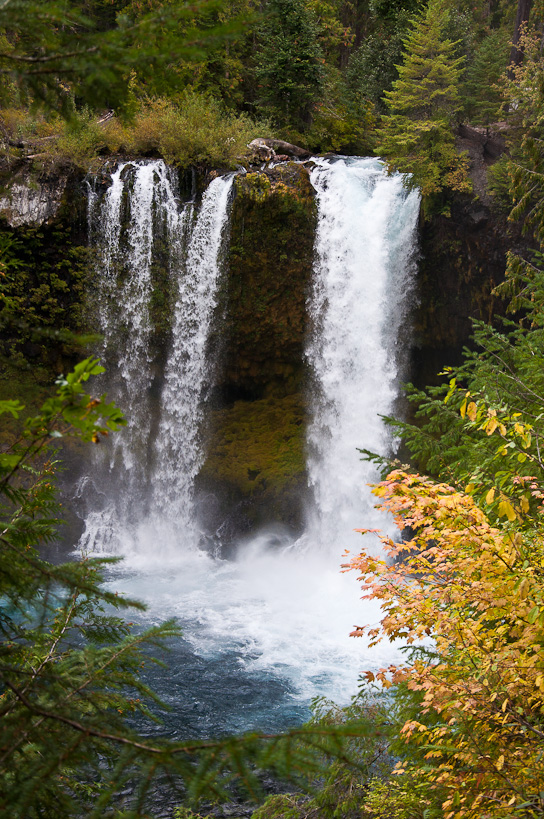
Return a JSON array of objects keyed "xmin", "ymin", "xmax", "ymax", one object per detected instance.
[
  {"xmin": 0, "ymin": 161, "xmax": 89, "ymax": 441},
  {"xmin": 412, "ymin": 195, "xmax": 521, "ymax": 388},
  {"xmin": 199, "ymin": 162, "xmax": 317, "ymax": 538}
]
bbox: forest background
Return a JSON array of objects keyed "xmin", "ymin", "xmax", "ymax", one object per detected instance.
[{"xmin": 3, "ymin": 0, "xmax": 544, "ymax": 818}]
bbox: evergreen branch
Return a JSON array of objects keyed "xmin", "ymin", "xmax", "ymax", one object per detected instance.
[
  {"xmin": 0, "ymin": 676, "xmax": 375, "ymax": 761},
  {"xmin": 0, "ymin": 47, "xmax": 99, "ymax": 64}
]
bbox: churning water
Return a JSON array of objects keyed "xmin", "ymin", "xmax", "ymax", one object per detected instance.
[{"xmin": 75, "ymin": 157, "xmax": 419, "ymax": 738}]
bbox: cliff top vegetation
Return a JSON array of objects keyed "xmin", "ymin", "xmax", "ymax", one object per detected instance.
[{"xmin": 0, "ymin": 0, "xmax": 523, "ymax": 177}]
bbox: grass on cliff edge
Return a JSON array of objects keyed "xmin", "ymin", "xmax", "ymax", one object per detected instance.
[{"xmin": 0, "ymin": 92, "xmax": 270, "ymax": 170}]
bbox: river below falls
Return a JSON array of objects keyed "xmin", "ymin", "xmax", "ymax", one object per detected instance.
[
  {"xmin": 83, "ymin": 528, "xmax": 405, "ymax": 739},
  {"xmin": 47, "ymin": 527, "xmax": 406, "ymax": 816}
]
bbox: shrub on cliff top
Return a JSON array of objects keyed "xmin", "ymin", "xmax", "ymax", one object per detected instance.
[
  {"xmin": 103, "ymin": 92, "xmax": 267, "ymax": 168},
  {"xmin": 1, "ymin": 93, "xmax": 268, "ymax": 170}
]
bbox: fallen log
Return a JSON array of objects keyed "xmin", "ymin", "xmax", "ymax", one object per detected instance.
[
  {"xmin": 247, "ymin": 138, "xmax": 311, "ymax": 160},
  {"xmin": 260, "ymin": 138, "xmax": 311, "ymax": 158}
]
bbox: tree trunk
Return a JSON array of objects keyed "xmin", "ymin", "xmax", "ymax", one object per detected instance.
[{"xmin": 509, "ymin": 0, "xmax": 532, "ymax": 71}]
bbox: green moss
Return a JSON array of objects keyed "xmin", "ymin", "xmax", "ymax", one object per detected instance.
[
  {"xmin": 0, "ymin": 171, "xmax": 93, "ymax": 443},
  {"xmin": 221, "ymin": 163, "xmax": 317, "ymax": 399},
  {"xmin": 201, "ymin": 393, "xmax": 306, "ymax": 501},
  {"xmin": 148, "ymin": 237, "xmax": 177, "ymax": 346},
  {"xmin": 242, "ymin": 172, "xmax": 272, "ymax": 201},
  {"xmin": 199, "ymin": 392, "xmax": 307, "ymax": 531},
  {"xmin": 0, "ymin": 170, "xmax": 90, "ymax": 362}
]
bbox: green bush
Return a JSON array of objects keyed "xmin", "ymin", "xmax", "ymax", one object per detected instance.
[
  {"xmin": 362, "ymin": 773, "xmax": 439, "ymax": 819},
  {"xmin": 1, "ymin": 92, "xmax": 268, "ymax": 170},
  {"xmin": 103, "ymin": 92, "xmax": 268, "ymax": 168},
  {"xmin": 252, "ymin": 695, "xmax": 392, "ymax": 819},
  {"xmin": 50, "ymin": 109, "xmax": 104, "ymax": 169},
  {"xmin": 486, "ymin": 154, "xmax": 514, "ymax": 210}
]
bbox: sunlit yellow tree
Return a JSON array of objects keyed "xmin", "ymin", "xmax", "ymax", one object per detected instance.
[{"xmin": 347, "ymin": 469, "xmax": 544, "ymax": 818}]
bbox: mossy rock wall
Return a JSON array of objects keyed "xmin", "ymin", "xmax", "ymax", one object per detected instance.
[
  {"xmin": 197, "ymin": 394, "xmax": 307, "ymax": 543},
  {"xmin": 219, "ymin": 163, "xmax": 317, "ymax": 400},
  {"xmin": 199, "ymin": 163, "xmax": 317, "ymax": 540},
  {"xmin": 0, "ymin": 164, "xmax": 90, "ymax": 439}
]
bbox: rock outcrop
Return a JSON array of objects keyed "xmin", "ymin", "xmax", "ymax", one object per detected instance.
[
  {"xmin": 0, "ymin": 167, "xmax": 69, "ymax": 226},
  {"xmin": 198, "ymin": 162, "xmax": 317, "ymax": 541}
]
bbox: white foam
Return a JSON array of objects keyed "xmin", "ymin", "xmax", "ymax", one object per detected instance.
[{"xmin": 101, "ymin": 529, "xmax": 405, "ymax": 704}]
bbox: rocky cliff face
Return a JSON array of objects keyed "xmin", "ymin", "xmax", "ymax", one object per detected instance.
[
  {"xmin": 412, "ymin": 122, "xmax": 523, "ymax": 388},
  {"xmin": 199, "ymin": 162, "xmax": 317, "ymax": 540},
  {"xmin": 0, "ymin": 163, "xmax": 89, "ymax": 439},
  {"xmin": 0, "ymin": 165, "xmax": 72, "ymax": 227},
  {"xmin": 412, "ymin": 197, "xmax": 514, "ymax": 385},
  {"xmin": 220, "ymin": 163, "xmax": 316, "ymax": 401}
]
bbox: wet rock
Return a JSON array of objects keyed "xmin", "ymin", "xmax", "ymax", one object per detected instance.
[
  {"xmin": 412, "ymin": 190, "xmax": 526, "ymax": 388},
  {"xmin": 0, "ymin": 170, "xmax": 68, "ymax": 226}
]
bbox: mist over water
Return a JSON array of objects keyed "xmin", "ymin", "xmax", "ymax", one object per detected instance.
[{"xmin": 75, "ymin": 157, "xmax": 420, "ymax": 734}]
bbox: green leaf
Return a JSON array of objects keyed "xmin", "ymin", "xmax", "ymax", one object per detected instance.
[{"xmin": 0, "ymin": 400, "xmax": 24, "ymax": 418}]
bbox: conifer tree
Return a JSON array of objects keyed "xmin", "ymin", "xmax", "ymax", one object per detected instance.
[
  {"xmin": 463, "ymin": 28, "xmax": 510, "ymax": 127},
  {"xmin": 254, "ymin": 0, "xmax": 324, "ymax": 132},
  {"xmin": 0, "ymin": 0, "xmax": 244, "ymax": 116},
  {"xmin": 376, "ymin": 0, "xmax": 470, "ymax": 200}
]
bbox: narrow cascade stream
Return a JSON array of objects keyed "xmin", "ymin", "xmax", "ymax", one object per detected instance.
[
  {"xmin": 81, "ymin": 160, "xmax": 187, "ymax": 552},
  {"xmin": 79, "ymin": 162, "xmax": 236, "ymax": 556},
  {"xmin": 150, "ymin": 174, "xmax": 235, "ymax": 552},
  {"xmin": 75, "ymin": 156, "xmax": 420, "ymax": 743}
]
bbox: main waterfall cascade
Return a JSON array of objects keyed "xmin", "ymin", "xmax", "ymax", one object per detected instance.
[
  {"xmin": 76, "ymin": 156, "xmax": 420, "ymax": 733},
  {"xmin": 304, "ymin": 157, "xmax": 420, "ymax": 552}
]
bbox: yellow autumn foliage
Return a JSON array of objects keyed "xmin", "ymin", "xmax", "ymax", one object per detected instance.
[{"xmin": 346, "ymin": 470, "xmax": 544, "ymax": 819}]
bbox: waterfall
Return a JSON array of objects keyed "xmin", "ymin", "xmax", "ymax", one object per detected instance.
[
  {"xmin": 75, "ymin": 156, "xmax": 420, "ymax": 719},
  {"xmin": 303, "ymin": 156, "xmax": 420, "ymax": 553},
  {"xmin": 78, "ymin": 161, "xmax": 235, "ymax": 556},
  {"xmin": 150, "ymin": 175, "xmax": 235, "ymax": 550}
]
